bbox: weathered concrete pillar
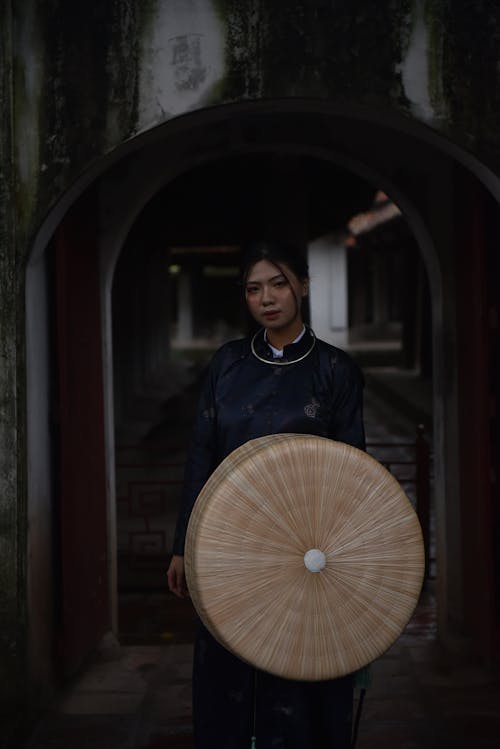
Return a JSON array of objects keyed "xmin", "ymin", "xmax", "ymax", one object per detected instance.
[
  {"xmin": 372, "ymin": 252, "xmax": 387, "ymax": 327},
  {"xmin": 176, "ymin": 268, "xmax": 194, "ymax": 343},
  {"xmin": 308, "ymin": 234, "xmax": 348, "ymax": 348},
  {"xmin": 0, "ymin": 2, "xmax": 27, "ymax": 739}
]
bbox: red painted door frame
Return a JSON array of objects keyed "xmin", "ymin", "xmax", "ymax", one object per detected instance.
[
  {"xmin": 54, "ymin": 187, "xmax": 109, "ymax": 675},
  {"xmin": 455, "ymin": 166, "xmax": 496, "ymax": 663}
]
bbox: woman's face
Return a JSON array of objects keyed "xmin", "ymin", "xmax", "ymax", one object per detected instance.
[{"xmin": 244, "ymin": 259, "xmax": 308, "ymax": 334}]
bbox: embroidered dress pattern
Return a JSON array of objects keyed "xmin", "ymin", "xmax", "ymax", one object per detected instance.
[{"xmin": 304, "ymin": 397, "xmax": 320, "ymax": 418}]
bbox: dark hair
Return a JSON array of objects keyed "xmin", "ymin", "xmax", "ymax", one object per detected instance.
[{"xmin": 239, "ymin": 239, "xmax": 309, "ymax": 285}]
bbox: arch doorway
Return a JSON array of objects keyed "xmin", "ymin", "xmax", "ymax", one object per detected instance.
[
  {"xmin": 110, "ymin": 154, "xmax": 433, "ymax": 644},
  {"xmin": 25, "ymin": 102, "xmax": 499, "ymax": 685}
]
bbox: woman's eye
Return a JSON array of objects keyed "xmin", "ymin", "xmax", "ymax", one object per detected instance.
[
  {"xmin": 246, "ymin": 286, "xmax": 259, "ymax": 294},
  {"xmin": 274, "ymin": 280, "xmax": 287, "ymax": 288}
]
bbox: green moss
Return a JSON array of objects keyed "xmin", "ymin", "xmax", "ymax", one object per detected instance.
[
  {"xmin": 400, "ymin": 0, "xmax": 418, "ymax": 60},
  {"xmin": 33, "ymin": 1, "xmax": 110, "ymax": 197},
  {"xmin": 11, "ymin": 1, "xmax": 43, "ymax": 229},
  {"xmin": 105, "ymin": 0, "xmax": 159, "ymax": 142},
  {"xmin": 28, "ymin": 0, "xmax": 155, "ymax": 207},
  {"xmin": 211, "ymin": 0, "xmax": 265, "ymax": 100},
  {"xmin": 211, "ymin": 0, "xmax": 413, "ymax": 107},
  {"xmin": 11, "ymin": 0, "xmax": 163, "ymax": 231},
  {"xmin": 428, "ymin": 0, "xmax": 500, "ymax": 150},
  {"xmin": 424, "ymin": 0, "xmax": 448, "ymax": 121}
]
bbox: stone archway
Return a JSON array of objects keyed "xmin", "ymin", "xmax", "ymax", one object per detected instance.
[
  {"xmin": 25, "ymin": 100, "xmax": 499, "ymax": 687},
  {"xmin": 97, "ymin": 110, "xmax": 446, "ymax": 641}
]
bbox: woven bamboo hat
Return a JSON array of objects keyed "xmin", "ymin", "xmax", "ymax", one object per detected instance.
[{"xmin": 185, "ymin": 434, "xmax": 424, "ymax": 681}]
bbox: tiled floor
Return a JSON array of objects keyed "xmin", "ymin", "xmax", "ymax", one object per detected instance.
[
  {"xmin": 357, "ymin": 594, "xmax": 500, "ymax": 748},
  {"xmin": 25, "ymin": 637, "xmax": 194, "ymax": 749},
  {"xmin": 24, "ymin": 584, "xmax": 500, "ymax": 748}
]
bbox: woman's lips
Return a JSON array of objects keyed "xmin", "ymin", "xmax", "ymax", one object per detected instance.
[{"xmin": 262, "ymin": 310, "xmax": 280, "ymax": 319}]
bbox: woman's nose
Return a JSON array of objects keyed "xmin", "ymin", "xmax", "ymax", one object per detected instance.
[{"xmin": 262, "ymin": 285, "xmax": 275, "ymax": 305}]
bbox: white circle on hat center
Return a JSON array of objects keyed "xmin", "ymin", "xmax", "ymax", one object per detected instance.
[{"xmin": 304, "ymin": 548, "xmax": 326, "ymax": 572}]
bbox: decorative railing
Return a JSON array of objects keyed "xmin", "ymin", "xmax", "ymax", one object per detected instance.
[
  {"xmin": 116, "ymin": 425, "xmax": 434, "ymax": 589},
  {"xmin": 115, "ymin": 443, "xmax": 185, "ymax": 589},
  {"xmin": 367, "ymin": 424, "xmax": 433, "ymax": 579}
]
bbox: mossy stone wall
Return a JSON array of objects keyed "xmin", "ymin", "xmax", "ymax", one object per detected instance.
[{"xmin": 2, "ymin": 0, "xmax": 500, "ymax": 740}]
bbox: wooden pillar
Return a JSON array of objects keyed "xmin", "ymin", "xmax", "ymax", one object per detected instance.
[
  {"xmin": 454, "ymin": 166, "xmax": 495, "ymax": 662},
  {"xmin": 54, "ymin": 187, "xmax": 109, "ymax": 675}
]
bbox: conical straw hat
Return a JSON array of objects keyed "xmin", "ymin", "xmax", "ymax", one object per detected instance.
[{"xmin": 185, "ymin": 434, "xmax": 424, "ymax": 681}]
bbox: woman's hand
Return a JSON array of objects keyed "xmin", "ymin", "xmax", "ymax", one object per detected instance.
[{"xmin": 167, "ymin": 554, "xmax": 189, "ymax": 598}]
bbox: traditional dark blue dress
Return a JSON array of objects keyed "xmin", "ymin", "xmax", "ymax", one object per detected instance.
[{"xmin": 173, "ymin": 327, "xmax": 365, "ymax": 748}]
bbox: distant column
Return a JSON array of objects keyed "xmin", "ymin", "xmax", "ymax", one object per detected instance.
[
  {"xmin": 372, "ymin": 252, "xmax": 387, "ymax": 327},
  {"xmin": 308, "ymin": 234, "xmax": 348, "ymax": 347},
  {"xmin": 177, "ymin": 269, "xmax": 193, "ymax": 342}
]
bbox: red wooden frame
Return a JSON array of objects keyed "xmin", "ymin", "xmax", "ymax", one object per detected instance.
[{"xmin": 54, "ymin": 188, "xmax": 109, "ymax": 675}]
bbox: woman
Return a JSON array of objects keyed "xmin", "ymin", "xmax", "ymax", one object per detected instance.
[{"xmin": 168, "ymin": 240, "xmax": 365, "ymax": 748}]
